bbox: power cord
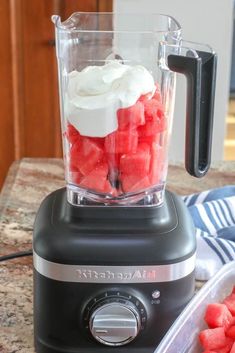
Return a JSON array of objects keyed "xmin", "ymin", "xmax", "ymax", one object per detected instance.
[{"xmin": 0, "ymin": 250, "xmax": 33, "ymax": 262}]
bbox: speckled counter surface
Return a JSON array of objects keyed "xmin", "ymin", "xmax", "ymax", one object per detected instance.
[{"xmin": 0, "ymin": 158, "xmax": 234, "ymax": 353}]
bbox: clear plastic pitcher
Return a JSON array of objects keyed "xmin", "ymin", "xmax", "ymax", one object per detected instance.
[{"xmin": 52, "ymin": 13, "xmax": 216, "ymax": 206}]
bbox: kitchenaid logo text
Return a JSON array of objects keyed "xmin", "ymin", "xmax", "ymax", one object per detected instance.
[{"xmin": 75, "ymin": 268, "xmax": 157, "ymax": 281}]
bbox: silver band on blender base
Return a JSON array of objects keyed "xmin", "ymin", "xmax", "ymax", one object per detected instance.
[{"xmin": 33, "ymin": 251, "xmax": 196, "ymax": 283}]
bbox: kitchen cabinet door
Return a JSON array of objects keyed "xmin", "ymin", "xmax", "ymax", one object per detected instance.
[
  {"xmin": 0, "ymin": 0, "xmax": 112, "ymax": 188},
  {"xmin": 0, "ymin": 0, "xmax": 15, "ymax": 188}
]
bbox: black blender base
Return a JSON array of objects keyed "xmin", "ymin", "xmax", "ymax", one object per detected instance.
[
  {"xmin": 35, "ymin": 339, "xmax": 154, "ymax": 353},
  {"xmin": 33, "ymin": 188, "xmax": 196, "ymax": 353}
]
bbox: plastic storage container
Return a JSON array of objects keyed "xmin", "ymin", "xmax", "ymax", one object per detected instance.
[{"xmin": 154, "ymin": 261, "xmax": 235, "ymax": 353}]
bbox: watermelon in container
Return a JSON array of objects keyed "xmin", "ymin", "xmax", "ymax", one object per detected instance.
[{"xmin": 154, "ymin": 261, "xmax": 235, "ymax": 353}]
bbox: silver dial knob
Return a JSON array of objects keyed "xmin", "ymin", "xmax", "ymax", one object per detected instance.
[{"xmin": 89, "ymin": 302, "xmax": 141, "ymax": 346}]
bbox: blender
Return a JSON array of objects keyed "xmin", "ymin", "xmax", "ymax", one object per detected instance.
[{"xmin": 33, "ymin": 12, "xmax": 216, "ymax": 353}]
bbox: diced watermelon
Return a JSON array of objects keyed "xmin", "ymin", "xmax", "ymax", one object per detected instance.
[
  {"xmin": 117, "ymin": 101, "xmax": 145, "ymax": 130},
  {"xmin": 152, "ymin": 89, "xmax": 162, "ymax": 102},
  {"xmin": 149, "ymin": 144, "xmax": 165, "ymax": 185},
  {"xmin": 138, "ymin": 133, "xmax": 161, "ymax": 145},
  {"xmin": 70, "ymin": 137, "xmax": 104, "ymax": 175},
  {"xmin": 217, "ymin": 343, "xmax": 234, "ymax": 353},
  {"xmin": 138, "ymin": 86, "xmax": 162, "ymax": 103},
  {"xmin": 119, "ymin": 143, "xmax": 150, "ymax": 178},
  {"xmin": 230, "ymin": 342, "xmax": 235, "ymax": 353},
  {"xmin": 229, "ymin": 316, "xmax": 235, "ymax": 326},
  {"xmin": 225, "ymin": 325, "xmax": 235, "ymax": 339},
  {"xmin": 140, "ymin": 98, "xmax": 166, "ymax": 136},
  {"xmin": 138, "ymin": 102, "xmax": 167, "ymax": 137},
  {"xmin": 69, "ymin": 159, "xmax": 80, "ymax": 172},
  {"xmin": 89, "ymin": 137, "xmax": 105, "ymax": 147},
  {"xmin": 204, "ymin": 303, "xmax": 233, "ymax": 329},
  {"xmin": 138, "ymin": 92, "xmax": 153, "ymax": 102},
  {"xmin": 199, "ymin": 287, "xmax": 235, "ymax": 353},
  {"xmin": 203, "ymin": 347, "xmax": 232, "ymax": 353},
  {"xmin": 79, "ymin": 163, "xmax": 108, "ymax": 193},
  {"xmin": 138, "ymin": 142, "xmax": 151, "ymax": 151},
  {"xmin": 121, "ymin": 174, "xmax": 150, "ymax": 193},
  {"xmin": 223, "ymin": 293, "xmax": 235, "ymax": 315},
  {"xmin": 66, "ymin": 123, "xmax": 81, "ymax": 145},
  {"xmin": 70, "ymin": 170, "xmax": 83, "ymax": 185},
  {"xmin": 138, "ymin": 119, "xmax": 165, "ymax": 137},
  {"xmin": 144, "ymin": 98, "xmax": 164, "ymax": 121},
  {"xmin": 199, "ymin": 328, "xmax": 229, "ymax": 350},
  {"xmin": 103, "ymin": 180, "xmax": 118, "ymax": 196},
  {"xmin": 105, "ymin": 130, "xmax": 138, "ymax": 154}
]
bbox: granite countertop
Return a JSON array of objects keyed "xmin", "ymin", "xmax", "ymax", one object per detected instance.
[{"xmin": 0, "ymin": 158, "xmax": 234, "ymax": 353}]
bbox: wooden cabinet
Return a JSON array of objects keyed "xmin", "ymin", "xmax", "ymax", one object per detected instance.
[{"xmin": 0, "ymin": 0, "xmax": 112, "ymax": 188}]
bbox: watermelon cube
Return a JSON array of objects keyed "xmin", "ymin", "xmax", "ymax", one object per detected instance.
[
  {"xmin": 204, "ymin": 303, "xmax": 233, "ymax": 329},
  {"xmin": 144, "ymin": 98, "xmax": 164, "ymax": 122},
  {"xmin": 138, "ymin": 86, "xmax": 162, "ymax": 103},
  {"xmin": 217, "ymin": 344, "xmax": 234, "ymax": 353},
  {"xmin": 225, "ymin": 325, "xmax": 235, "ymax": 339},
  {"xmin": 149, "ymin": 144, "xmax": 165, "ymax": 185},
  {"xmin": 70, "ymin": 170, "xmax": 83, "ymax": 185},
  {"xmin": 138, "ymin": 133, "xmax": 161, "ymax": 145},
  {"xmin": 69, "ymin": 159, "xmax": 80, "ymax": 173},
  {"xmin": 137, "ymin": 98, "xmax": 166, "ymax": 137},
  {"xmin": 223, "ymin": 293, "xmax": 235, "ymax": 315},
  {"xmin": 70, "ymin": 137, "xmax": 104, "ymax": 175},
  {"xmin": 230, "ymin": 342, "xmax": 235, "ymax": 353},
  {"xmin": 138, "ymin": 118, "xmax": 166, "ymax": 137},
  {"xmin": 103, "ymin": 181, "xmax": 118, "ymax": 196},
  {"xmin": 105, "ymin": 130, "xmax": 138, "ymax": 154},
  {"xmin": 203, "ymin": 346, "xmax": 233, "ymax": 353},
  {"xmin": 79, "ymin": 163, "xmax": 108, "ymax": 193},
  {"xmin": 199, "ymin": 328, "xmax": 229, "ymax": 350},
  {"xmin": 119, "ymin": 143, "xmax": 150, "ymax": 178},
  {"xmin": 230, "ymin": 316, "xmax": 235, "ymax": 326},
  {"xmin": 117, "ymin": 101, "xmax": 145, "ymax": 130},
  {"xmin": 66, "ymin": 123, "xmax": 81, "ymax": 145},
  {"xmin": 121, "ymin": 174, "xmax": 150, "ymax": 193},
  {"xmin": 138, "ymin": 92, "xmax": 153, "ymax": 102},
  {"xmin": 152, "ymin": 89, "xmax": 162, "ymax": 102},
  {"xmin": 89, "ymin": 137, "xmax": 105, "ymax": 147}
]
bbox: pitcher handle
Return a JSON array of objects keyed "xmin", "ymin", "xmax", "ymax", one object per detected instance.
[{"xmin": 167, "ymin": 43, "xmax": 217, "ymax": 177}]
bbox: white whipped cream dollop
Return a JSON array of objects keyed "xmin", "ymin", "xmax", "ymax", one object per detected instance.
[{"xmin": 65, "ymin": 61, "xmax": 155, "ymax": 137}]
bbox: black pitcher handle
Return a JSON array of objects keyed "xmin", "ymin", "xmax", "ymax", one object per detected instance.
[{"xmin": 168, "ymin": 51, "xmax": 217, "ymax": 177}]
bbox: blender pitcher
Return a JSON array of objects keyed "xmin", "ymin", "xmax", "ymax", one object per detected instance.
[{"xmin": 52, "ymin": 13, "xmax": 216, "ymax": 206}]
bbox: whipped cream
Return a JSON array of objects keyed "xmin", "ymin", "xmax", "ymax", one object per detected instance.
[{"xmin": 65, "ymin": 61, "xmax": 155, "ymax": 137}]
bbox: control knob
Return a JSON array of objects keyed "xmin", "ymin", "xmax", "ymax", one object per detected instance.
[{"xmin": 89, "ymin": 300, "xmax": 141, "ymax": 346}]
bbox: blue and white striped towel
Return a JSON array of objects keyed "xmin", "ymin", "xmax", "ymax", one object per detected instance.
[{"xmin": 183, "ymin": 186, "xmax": 235, "ymax": 281}]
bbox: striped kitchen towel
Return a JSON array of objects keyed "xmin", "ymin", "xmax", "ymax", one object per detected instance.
[{"xmin": 183, "ymin": 186, "xmax": 235, "ymax": 281}]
